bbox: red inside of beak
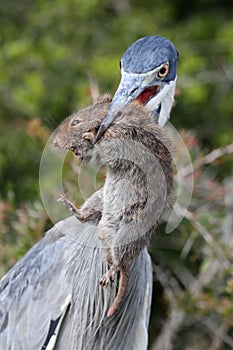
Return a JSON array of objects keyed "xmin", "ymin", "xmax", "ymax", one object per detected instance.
[{"xmin": 134, "ymin": 86, "xmax": 160, "ymax": 105}]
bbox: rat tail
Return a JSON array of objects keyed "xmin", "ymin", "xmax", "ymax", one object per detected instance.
[{"xmin": 107, "ymin": 265, "xmax": 130, "ymax": 317}]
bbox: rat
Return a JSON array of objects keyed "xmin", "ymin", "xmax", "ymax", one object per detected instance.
[{"xmin": 53, "ymin": 94, "xmax": 173, "ymax": 317}]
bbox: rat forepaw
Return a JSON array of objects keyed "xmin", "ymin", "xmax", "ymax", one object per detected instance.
[{"xmin": 57, "ymin": 195, "xmax": 79, "ymax": 215}]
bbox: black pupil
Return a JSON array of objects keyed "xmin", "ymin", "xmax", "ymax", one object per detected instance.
[
  {"xmin": 71, "ymin": 119, "xmax": 80, "ymax": 126},
  {"xmin": 159, "ymin": 67, "xmax": 166, "ymax": 75}
]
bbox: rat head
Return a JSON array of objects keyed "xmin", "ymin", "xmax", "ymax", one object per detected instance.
[{"xmin": 53, "ymin": 102, "xmax": 110, "ymax": 163}]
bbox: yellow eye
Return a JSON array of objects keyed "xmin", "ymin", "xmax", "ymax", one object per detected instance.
[{"xmin": 157, "ymin": 64, "xmax": 169, "ymax": 78}]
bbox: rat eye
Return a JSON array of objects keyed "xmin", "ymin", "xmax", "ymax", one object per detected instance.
[
  {"xmin": 157, "ymin": 64, "xmax": 169, "ymax": 78},
  {"xmin": 70, "ymin": 119, "xmax": 80, "ymax": 126}
]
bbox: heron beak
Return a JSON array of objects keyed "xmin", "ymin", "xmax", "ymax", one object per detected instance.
[
  {"xmin": 93, "ymin": 70, "xmax": 174, "ymax": 144},
  {"xmin": 93, "ymin": 73, "xmax": 151, "ymax": 144}
]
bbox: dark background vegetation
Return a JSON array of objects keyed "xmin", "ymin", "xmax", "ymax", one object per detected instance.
[{"xmin": 0, "ymin": 1, "xmax": 233, "ymax": 349}]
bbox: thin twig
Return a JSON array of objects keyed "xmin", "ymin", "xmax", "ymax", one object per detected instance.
[
  {"xmin": 151, "ymin": 265, "xmax": 184, "ymax": 350},
  {"xmin": 209, "ymin": 322, "xmax": 228, "ymax": 350},
  {"xmin": 179, "ymin": 142, "xmax": 233, "ymax": 178},
  {"xmin": 175, "ymin": 204, "xmax": 229, "ymax": 268}
]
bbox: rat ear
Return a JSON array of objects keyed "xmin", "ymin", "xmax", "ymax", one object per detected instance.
[
  {"xmin": 94, "ymin": 94, "xmax": 112, "ymax": 105},
  {"xmin": 82, "ymin": 131, "xmax": 96, "ymax": 142}
]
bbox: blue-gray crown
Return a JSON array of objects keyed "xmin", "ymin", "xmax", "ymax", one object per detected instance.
[{"xmin": 121, "ymin": 35, "xmax": 178, "ymax": 82}]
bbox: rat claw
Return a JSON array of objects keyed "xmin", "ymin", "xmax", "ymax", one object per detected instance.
[
  {"xmin": 57, "ymin": 195, "xmax": 69, "ymax": 206},
  {"xmin": 100, "ymin": 275, "xmax": 110, "ymax": 287},
  {"xmin": 57, "ymin": 194, "xmax": 65, "ymax": 202},
  {"xmin": 100, "ymin": 267, "xmax": 116, "ymax": 287},
  {"xmin": 57, "ymin": 195, "xmax": 78, "ymax": 214}
]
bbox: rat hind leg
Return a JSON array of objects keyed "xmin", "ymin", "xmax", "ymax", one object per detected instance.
[{"xmin": 99, "ymin": 264, "xmax": 119, "ymax": 287}]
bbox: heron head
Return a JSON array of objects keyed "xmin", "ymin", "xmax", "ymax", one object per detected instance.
[{"xmin": 94, "ymin": 35, "xmax": 178, "ymax": 143}]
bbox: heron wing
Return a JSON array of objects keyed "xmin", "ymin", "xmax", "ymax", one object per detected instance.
[
  {"xmin": 0, "ymin": 216, "xmax": 153, "ymax": 350},
  {"xmin": 0, "ymin": 218, "xmax": 76, "ymax": 350}
]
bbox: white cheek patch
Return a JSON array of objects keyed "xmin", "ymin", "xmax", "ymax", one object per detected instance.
[{"xmin": 146, "ymin": 77, "xmax": 177, "ymax": 126}]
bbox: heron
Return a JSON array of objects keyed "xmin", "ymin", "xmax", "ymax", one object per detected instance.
[{"xmin": 0, "ymin": 35, "xmax": 178, "ymax": 350}]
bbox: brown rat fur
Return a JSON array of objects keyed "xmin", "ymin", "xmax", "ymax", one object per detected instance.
[{"xmin": 53, "ymin": 94, "xmax": 173, "ymax": 317}]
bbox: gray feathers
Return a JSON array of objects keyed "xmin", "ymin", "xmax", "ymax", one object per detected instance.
[
  {"xmin": 0, "ymin": 216, "xmax": 152, "ymax": 350},
  {"xmin": 121, "ymin": 35, "xmax": 178, "ymax": 80}
]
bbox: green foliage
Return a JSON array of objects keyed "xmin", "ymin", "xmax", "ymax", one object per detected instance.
[
  {"xmin": 0, "ymin": 199, "xmax": 49, "ymax": 276},
  {"xmin": 1, "ymin": 0, "xmax": 233, "ymax": 203}
]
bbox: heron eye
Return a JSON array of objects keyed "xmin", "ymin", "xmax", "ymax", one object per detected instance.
[
  {"xmin": 157, "ymin": 64, "xmax": 169, "ymax": 78},
  {"xmin": 70, "ymin": 119, "xmax": 80, "ymax": 126}
]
